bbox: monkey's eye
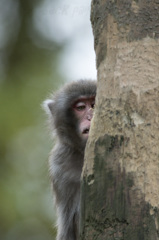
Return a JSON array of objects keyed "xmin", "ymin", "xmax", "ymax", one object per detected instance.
[
  {"xmin": 75, "ymin": 102, "xmax": 86, "ymax": 111},
  {"xmin": 91, "ymin": 102, "xmax": 95, "ymax": 109}
]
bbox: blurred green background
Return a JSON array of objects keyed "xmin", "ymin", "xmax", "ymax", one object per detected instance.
[
  {"xmin": 0, "ymin": 0, "xmax": 63, "ymax": 239},
  {"xmin": 0, "ymin": 0, "xmax": 95, "ymax": 239}
]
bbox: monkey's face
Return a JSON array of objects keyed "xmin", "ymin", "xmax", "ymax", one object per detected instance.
[{"xmin": 73, "ymin": 97, "xmax": 95, "ymax": 140}]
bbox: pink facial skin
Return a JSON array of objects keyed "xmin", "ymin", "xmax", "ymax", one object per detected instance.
[{"xmin": 73, "ymin": 97, "xmax": 95, "ymax": 139}]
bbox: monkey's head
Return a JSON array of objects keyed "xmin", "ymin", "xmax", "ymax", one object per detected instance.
[{"xmin": 43, "ymin": 80, "xmax": 96, "ymax": 151}]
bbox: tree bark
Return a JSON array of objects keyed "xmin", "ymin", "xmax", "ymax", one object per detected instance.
[{"xmin": 80, "ymin": 1, "xmax": 159, "ymax": 239}]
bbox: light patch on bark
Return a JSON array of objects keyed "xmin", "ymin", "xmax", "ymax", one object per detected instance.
[
  {"xmin": 98, "ymin": 37, "xmax": 159, "ymax": 99},
  {"xmin": 130, "ymin": 112, "xmax": 144, "ymax": 126},
  {"xmin": 115, "ymin": 37, "xmax": 159, "ymax": 95},
  {"xmin": 122, "ymin": 113, "xmax": 144, "ymax": 127},
  {"xmin": 88, "ymin": 179, "xmax": 94, "ymax": 185},
  {"xmin": 155, "ymin": 217, "xmax": 159, "ymax": 231},
  {"xmin": 131, "ymin": 1, "xmax": 140, "ymax": 14}
]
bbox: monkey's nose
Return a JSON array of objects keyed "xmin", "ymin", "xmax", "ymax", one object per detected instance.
[{"xmin": 87, "ymin": 108, "xmax": 93, "ymax": 120}]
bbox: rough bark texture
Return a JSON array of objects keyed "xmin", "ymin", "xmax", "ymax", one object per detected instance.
[{"xmin": 80, "ymin": 1, "xmax": 159, "ymax": 239}]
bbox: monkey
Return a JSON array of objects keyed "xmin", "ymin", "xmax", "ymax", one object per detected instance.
[{"xmin": 43, "ymin": 80, "xmax": 96, "ymax": 240}]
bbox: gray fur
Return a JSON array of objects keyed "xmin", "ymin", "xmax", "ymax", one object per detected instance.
[{"xmin": 43, "ymin": 80, "xmax": 96, "ymax": 240}]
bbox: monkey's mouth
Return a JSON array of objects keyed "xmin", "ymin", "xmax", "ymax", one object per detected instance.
[{"xmin": 82, "ymin": 127, "xmax": 90, "ymax": 135}]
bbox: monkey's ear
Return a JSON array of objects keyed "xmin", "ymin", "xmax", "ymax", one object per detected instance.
[{"xmin": 42, "ymin": 99, "xmax": 54, "ymax": 115}]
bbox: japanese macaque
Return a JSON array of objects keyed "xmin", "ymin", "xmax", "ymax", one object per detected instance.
[{"xmin": 43, "ymin": 80, "xmax": 96, "ymax": 240}]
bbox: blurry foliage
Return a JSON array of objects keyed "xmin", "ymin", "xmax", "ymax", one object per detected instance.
[{"xmin": 0, "ymin": 0, "xmax": 64, "ymax": 239}]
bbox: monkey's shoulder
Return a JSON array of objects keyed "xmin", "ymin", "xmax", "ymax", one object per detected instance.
[
  {"xmin": 49, "ymin": 143, "xmax": 83, "ymax": 182},
  {"xmin": 50, "ymin": 143, "xmax": 83, "ymax": 163}
]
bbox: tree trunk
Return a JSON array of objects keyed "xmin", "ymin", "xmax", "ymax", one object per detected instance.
[{"xmin": 80, "ymin": 1, "xmax": 159, "ymax": 239}]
